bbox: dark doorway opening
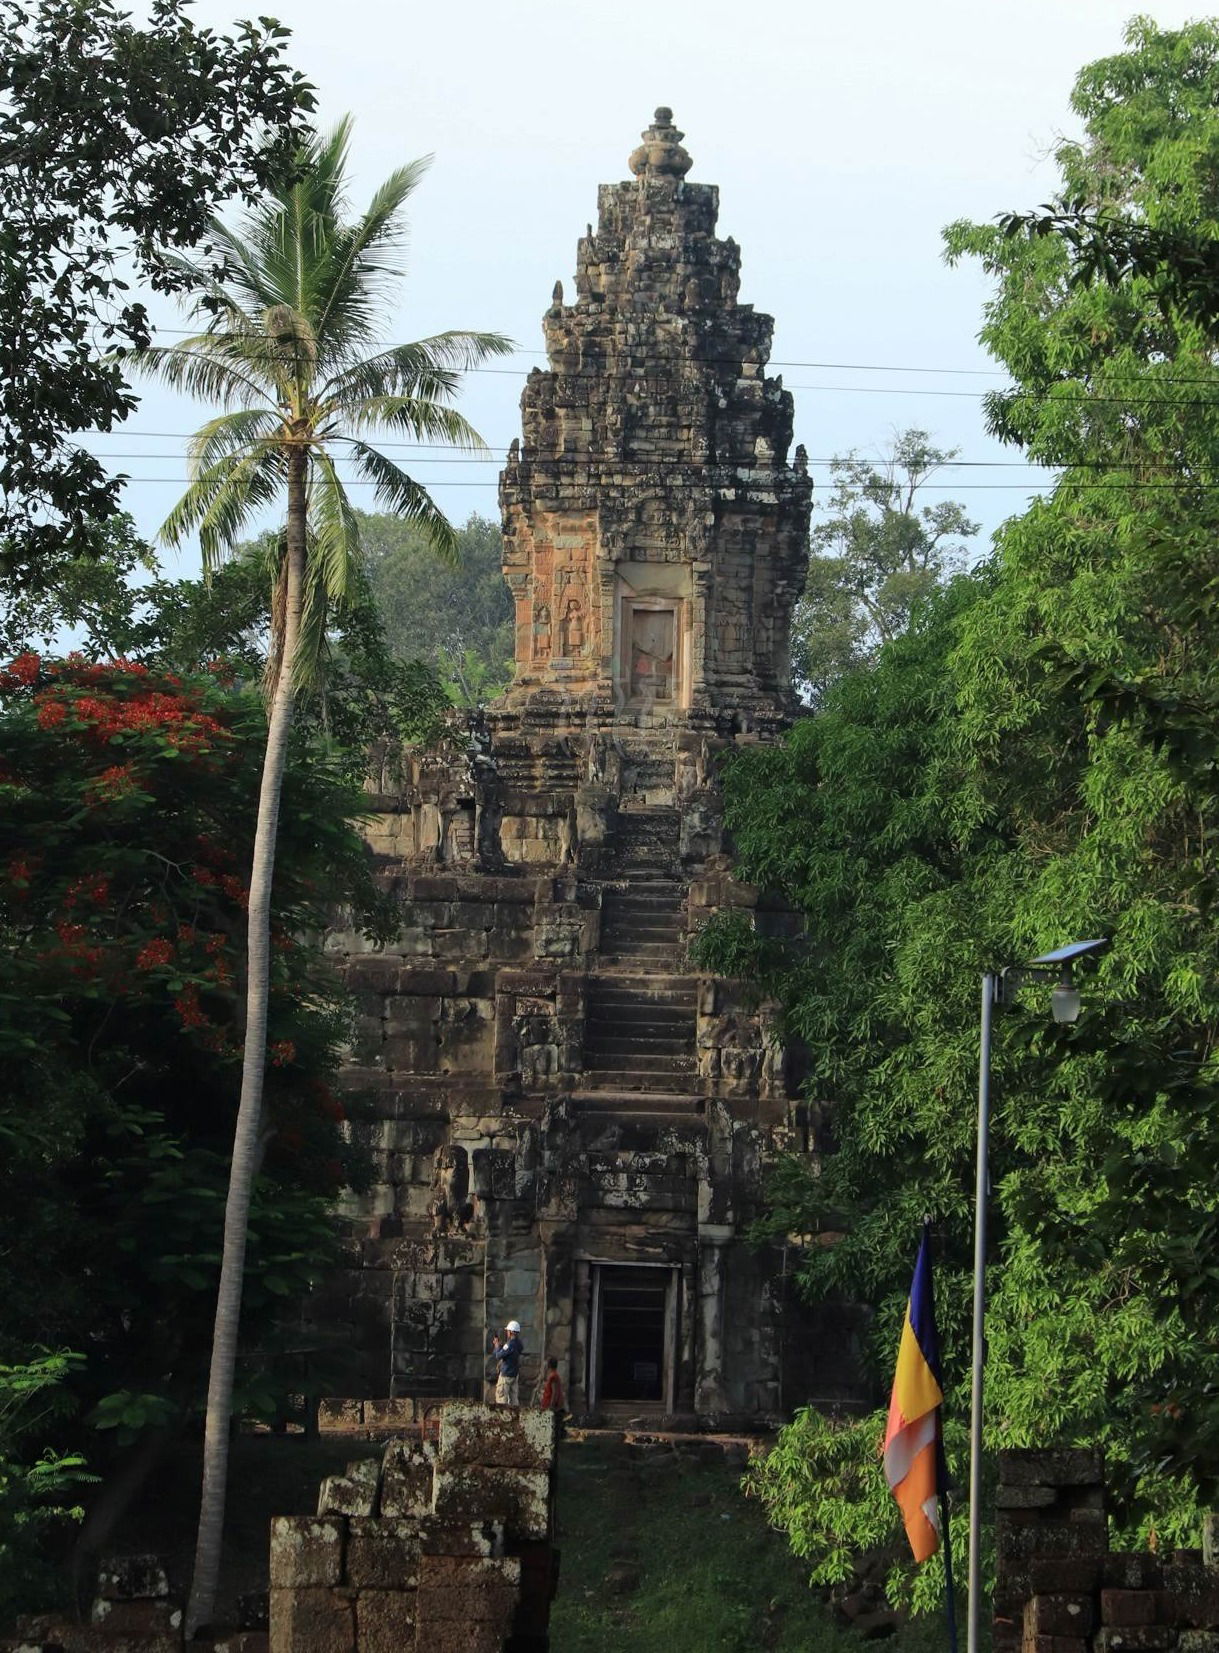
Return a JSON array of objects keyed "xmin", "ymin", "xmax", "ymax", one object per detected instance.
[{"xmin": 596, "ymin": 1266, "xmax": 671, "ymax": 1403}]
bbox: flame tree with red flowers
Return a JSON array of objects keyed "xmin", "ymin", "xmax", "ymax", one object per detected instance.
[{"xmin": 0, "ymin": 654, "xmax": 387, "ymax": 1610}]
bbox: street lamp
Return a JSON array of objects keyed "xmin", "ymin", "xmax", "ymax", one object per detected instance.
[{"xmin": 965, "ymin": 938, "xmax": 1108, "ymax": 1653}]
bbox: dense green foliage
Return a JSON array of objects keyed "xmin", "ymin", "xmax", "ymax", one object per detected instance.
[
  {"xmin": 701, "ymin": 16, "xmax": 1219, "ymax": 1601},
  {"xmin": 791, "ymin": 430, "xmax": 978, "ymax": 703},
  {"xmin": 0, "ymin": 0, "xmax": 312, "ymax": 587},
  {"xmin": 360, "ymin": 511, "xmax": 513, "ymax": 705},
  {"xmin": 0, "ymin": 653, "xmax": 386, "ymax": 1605}
]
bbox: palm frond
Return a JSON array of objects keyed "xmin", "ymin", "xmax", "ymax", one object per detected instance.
[
  {"xmin": 159, "ymin": 444, "xmax": 285, "ymax": 569},
  {"xmin": 318, "ymin": 331, "xmax": 513, "ymax": 408},
  {"xmin": 123, "ymin": 342, "xmax": 276, "ymax": 409},
  {"xmin": 345, "ymin": 396, "xmax": 490, "ymax": 452},
  {"xmin": 187, "ymin": 409, "xmax": 283, "ymax": 475},
  {"xmin": 345, "ymin": 439, "xmax": 458, "ymax": 563},
  {"xmin": 307, "ymin": 447, "xmax": 362, "ymax": 608},
  {"xmin": 311, "ymin": 156, "xmax": 431, "ymax": 349}
]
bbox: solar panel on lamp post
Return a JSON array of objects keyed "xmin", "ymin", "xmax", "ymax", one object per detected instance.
[{"xmin": 965, "ymin": 938, "xmax": 1109, "ymax": 1653}]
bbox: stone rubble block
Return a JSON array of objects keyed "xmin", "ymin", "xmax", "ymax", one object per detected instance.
[
  {"xmin": 268, "ymin": 1587, "xmax": 355, "ymax": 1653},
  {"xmin": 1102, "ymin": 1590, "xmax": 1161, "ymax": 1628},
  {"xmin": 1104, "ymin": 1558, "xmax": 1165, "ymax": 1591},
  {"xmin": 351, "ymin": 1590, "xmax": 415, "ymax": 1653},
  {"xmin": 268, "ymin": 1517, "xmax": 346, "ymax": 1590},
  {"xmin": 1025, "ymin": 1594, "xmax": 1096, "ymax": 1637},
  {"xmin": 413, "ymin": 1624, "xmax": 503, "ymax": 1653},
  {"xmin": 1093, "ymin": 1630, "xmax": 1180, "ymax": 1652},
  {"xmin": 317, "ymin": 1458, "xmax": 381, "ymax": 1518},
  {"xmin": 418, "ymin": 1521, "xmax": 505, "ymax": 1558},
  {"xmin": 998, "ymin": 1520, "xmax": 1109, "ymax": 1561},
  {"xmin": 431, "ymin": 1466, "xmax": 550, "ymax": 1540},
  {"xmin": 1179, "ymin": 1635, "xmax": 1219, "ymax": 1653},
  {"xmin": 96, "ymin": 1557, "xmax": 171, "ymax": 1601},
  {"xmin": 345, "ymin": 1519, "xmax": 422, "ymax": 1590},
  {"xmin": 88, "ymin": 1601, "xmax": 182, "ymax": 1637},
  {"xmin": 1002, "ymin": 1450, "xmax": 1105, "ymax": 1488},
  {"xmin": 437, "ymin": 1401, "xmax": 555, "ymax": 1471},
  {"xmin": 379, "ymin": 1440, "xmax": 435, "ymax": 1519}
]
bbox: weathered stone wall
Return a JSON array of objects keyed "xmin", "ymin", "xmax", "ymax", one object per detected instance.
[
  {"xmin": 269, "ymin": 1403, "xmax": 557, "ymax": 1653},
  {"xmin": 318, "ymin": 110, "xmax": 848, "ymax": 1428},
  {"xmin": 994, "ymin": 1448, "xmax": 1219, "ymax": 1653}
]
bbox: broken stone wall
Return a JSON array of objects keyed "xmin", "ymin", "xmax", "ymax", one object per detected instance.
[
  {"xmin": 994, "ymin": 1447, "xmax": 1219, "ymax": 1653},
  {"xmin": 269, "ymin": 1403, "xmax": 557, "ymax": 1653}
]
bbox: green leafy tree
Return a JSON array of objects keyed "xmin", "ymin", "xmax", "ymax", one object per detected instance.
[
  {"xmin": 705, "ymin": 17, "xmax": 1219, "ymax": 1606},
  {"xmin": 0, "ymin": 653, "xmax": 385, "ymax": 1606},
  {"xmin": 791, "ymin": 430, "xmax": 978, "ymax": 702},
  {"xmin": 0, "ymin": 0, "xmax": 313, "ymax": 587},
  {"xmin": 360, "ymin": 511, "xmax": 513, "ymax": 705},
  {"xmin": 125, "ymin": 116, "xmax": 510, "ymax": 1629},
  {"xmin": 0, "ymin": 1354, "xmax": 92, "ymax": 1620}
]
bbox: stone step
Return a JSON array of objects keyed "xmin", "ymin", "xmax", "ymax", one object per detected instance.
[
  {"xmin": 587, "ymin": 1050, "xmax": 695, "ymax": 1073},
  {"xmin": 581, "ymin": 1068, "xmax": 703, "ymax": 1093},
  {"xmin": 586, "ymin": 976, "xmax": 698, "ymax": 999},
  {"xmin": 571, "ymin": 1093, "xmax": 703, "ymax": 1118},
  {"xmin": 585, "ymin": 1005, "xmax": 694, "ymax": 1028},
  {"xmin": 586, "ymin": 1031, "xmax": 695, "ymax": 1054}
]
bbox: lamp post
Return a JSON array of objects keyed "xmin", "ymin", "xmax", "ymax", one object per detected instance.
[{"xmin": 965, "ymin": 938, "xmax": 1108, "ymax": 1653}]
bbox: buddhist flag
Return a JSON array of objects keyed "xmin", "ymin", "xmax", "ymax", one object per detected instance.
[{"xmin": 883, "ymin": 1227, "xmax": 945, "ymax": 1564}]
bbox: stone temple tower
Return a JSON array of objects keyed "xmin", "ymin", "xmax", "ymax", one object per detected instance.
[{"xmin": 322, "ymin": 113, "xmax": 858, "ymax": 1426}]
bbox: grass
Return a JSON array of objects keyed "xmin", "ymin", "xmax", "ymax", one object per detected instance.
[{"xmin": 551, "ymin": 1437, "xmax": 870, "ymax": 1653}]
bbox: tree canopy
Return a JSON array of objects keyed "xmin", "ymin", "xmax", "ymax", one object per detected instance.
[
  {"xmin": 0, "ymin": 0, "xmax": 313, "ymax": 588},
  {"xmin": 699, "ymin": 14, "xmax": 1219, "ymax": 1605},
  {"xmin": 791, "ymin": 430, "xmax": 978, "ymax": 703}
]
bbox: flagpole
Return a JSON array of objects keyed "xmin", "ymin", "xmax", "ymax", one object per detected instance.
[{"xmin": 967, "ymin": 973, "xmax": 996, "ymax": 1653}]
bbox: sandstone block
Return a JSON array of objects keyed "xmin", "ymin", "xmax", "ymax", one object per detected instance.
[
  {"xmin": 1025, "ymin": 1595, "xmax": 1096, "ymax": 1637},
  {"xmin": 268, "ymin": 1587, "xmax": 354, "ymax": 1653},
  {"xmin": 1179, "ymin": 1635, "xmax": 1219, "ymax": 1653},
  {"xmin": 1093, "ymin": 1630, "xmax": 1178, "ymax": 1652},
  {"xmin": 1104, "ymin": 1558, "xmax": 1164, "ymax": 1591},
  {"xmin": 89, "ymin": 1600, "xmax": 182, "ymax": 1637},
  {"xmin": 96, "ymin": 1556, "xmax": 171, "ymax": 1600},
  {"xmin": 352, "ymin": 1589, "xmax": 415, "ymax": 1653},
  {"xmin": 998, "ymin": 1519, "xmax": 1108, "ymax": 1560},
  {"xmin": 345, "ymin": 1519, "xmax": 422, "ymax": 1589},
  {"xmin": 1102, "ymin": 1591, "xmax": 1159, "ymax": 1627},
  {"xmin": 418, "ymin": 1521, "xmax": 504, "ymax": 1558},
  {"xmin": 437, "ymin": 1402, "xmax": 555, "ymax": 1471},
  {"xmin": 380, "ymin": 1442, "xmax": 434, "ymax": 1519},
  {"xmin": 1163, "ymin": 1567, "xmax": 1219, "ymax": 1626},
  {"xmin": 410, "ymin": 1624, "xmax": 502, "ymax": 1653},
  {"xmin": 317, "ymin": 1457, "xmax": 381, "ymax": 1518},
  {"xmin": 431, "ymin": 1466, "xmax": 550, "ymax": 1539},
  {"xmin": 1000, "ymin": 1450, "xmax": 1105, "ymax": 1489},
  {"xmin": 1026, "ymin": 1559, "xmax": 1104, "ymax": 1595},
  {"xmin": 269, "ymin": 1517, "xmax": 345, "ymax": 1589}
]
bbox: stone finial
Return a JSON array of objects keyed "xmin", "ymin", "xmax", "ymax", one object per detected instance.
[
  {"xmin": 551, "ymin": 279, "xmax": 564, "ymax": 308},
  {"xmin": 628, "ymin": 106, "xmax": 693, "ymax": 178}
]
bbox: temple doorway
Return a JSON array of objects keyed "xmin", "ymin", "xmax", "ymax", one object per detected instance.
[{"xmin": 589, "ymin": 1264, "xmax": 678, "ymax": 1409}]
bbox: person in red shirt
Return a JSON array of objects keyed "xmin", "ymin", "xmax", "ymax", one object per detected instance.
[{"xmin": 539, "ymin": 1357, "xmax": 565, "ymax": 1426}]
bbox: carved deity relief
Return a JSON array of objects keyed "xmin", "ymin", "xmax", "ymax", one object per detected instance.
[
  {"xmin": 532, "ymin": 602, "xmax": 552, "ymax": 661},
  {"xmin": 559, "ymin": 597, "xmax": 585, "ymax": 658}
]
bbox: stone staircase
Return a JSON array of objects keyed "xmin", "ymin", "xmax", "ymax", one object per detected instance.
[
  {"xmin": 599, "ymin": 807, "xmax": 687, "ymax": 969},
  {"xmin": 581, "ymin": 975, "xmax": 698, "ymax": 1094}
]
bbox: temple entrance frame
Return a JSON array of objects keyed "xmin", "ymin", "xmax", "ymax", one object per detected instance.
[{"xmin": 586, "ymin": 1261, "xmax": 680, "ymax": 1412}]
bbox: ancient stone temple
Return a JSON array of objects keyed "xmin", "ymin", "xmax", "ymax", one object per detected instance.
[{"xmin": 323, "ymin": 110, "xmax": 849, "ymax": 1425}]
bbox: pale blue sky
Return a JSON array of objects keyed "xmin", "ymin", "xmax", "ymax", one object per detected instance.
[{"xmin": 96, "ymin": 0, "xmax": 1201, "ymax": 574}]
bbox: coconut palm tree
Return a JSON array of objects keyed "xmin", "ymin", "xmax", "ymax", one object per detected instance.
[{"xmin": 127, "ymin": 116, "xmax": 510, "ymax": 1631}]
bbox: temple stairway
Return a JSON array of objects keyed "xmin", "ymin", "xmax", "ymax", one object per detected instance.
[{"xmin": 579, "ymin": 808, "xmax": 699, "ymax": 1113}]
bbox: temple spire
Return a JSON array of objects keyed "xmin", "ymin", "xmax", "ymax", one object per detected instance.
[{"xmin": 628, "ymin": 106, "xmax": 693, "ymax": 179}]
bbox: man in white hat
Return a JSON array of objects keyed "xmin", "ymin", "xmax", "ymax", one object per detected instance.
[{"xmin": 491, "ymin": 1319, "xmax": 523, "ymax": 1407}]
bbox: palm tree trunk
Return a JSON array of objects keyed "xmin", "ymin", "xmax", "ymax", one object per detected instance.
[{"xmin": 186, "ymin": 444, "xmax": 308, "ymax": 1636}]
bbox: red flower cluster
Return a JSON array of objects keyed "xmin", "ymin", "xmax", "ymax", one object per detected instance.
[
  {"xmin": 0, "ymin": 651, "xmax": 41, "ymax": 689},
  {"xmin": 136, "ymin": 938, "xmax": 174, "ymax": 970},
  {"xmin": 64, "ymin": 873, "xmax": 111, "ymax": 910},
  {"xmin": 270, "ymin": 1040, "xmax": 297, "ymax": 1067},
  {"xmin": 174, "ymin": 985, "xmax": 209, "ymax": 1031},
  {"xmin": 90, "ymin": 764, "xmax": 139, "ymax": 801}
]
